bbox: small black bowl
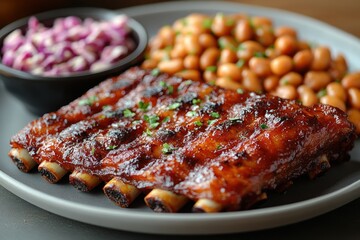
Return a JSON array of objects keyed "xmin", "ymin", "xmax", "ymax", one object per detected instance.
[{"xmin": 0, "ymin": 7, "xmax": 147, "ymax": 115}]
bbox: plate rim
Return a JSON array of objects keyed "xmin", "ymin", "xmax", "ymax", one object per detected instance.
[{"xmin": 1, "ymin": 0, "xmax": 360, "ymax": 234}]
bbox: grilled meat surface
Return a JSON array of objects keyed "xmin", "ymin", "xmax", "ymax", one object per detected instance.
[
  {"xmin": 10, "ymin": 67, "xmax": 356, "ymax": 210},
  {"xmin": 10, "ymin": 68, "xmax": 147, "ymax": 162}
]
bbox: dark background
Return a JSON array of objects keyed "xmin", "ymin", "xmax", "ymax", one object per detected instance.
[{"xmin": 1, "ymin": 0, "xmax": 360, "ymax": 38}]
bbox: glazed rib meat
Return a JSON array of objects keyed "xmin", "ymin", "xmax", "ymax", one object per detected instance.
[
  {"xmin": 9, "ymin": 68, "xmax": 147, "ymax": 166},
  {"xmin": 9, "ymin": 67, "xmax": 356, "ymax": 211}
]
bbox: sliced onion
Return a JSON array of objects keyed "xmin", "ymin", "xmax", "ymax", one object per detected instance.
[{"xmin": 1, "ymin": 14, "xmax": 136, "ymax": 76}]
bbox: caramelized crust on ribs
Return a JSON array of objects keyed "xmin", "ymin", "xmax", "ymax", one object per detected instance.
[
  {"xmin": 9, "ymin": 67, "xmax": 356, "ymax": 211},
  {"xmin": 9, "ymin": 68, "xmax": 147, "ymax": 163}
]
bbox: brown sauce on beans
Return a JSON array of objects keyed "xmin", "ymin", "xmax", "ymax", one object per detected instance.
[{"xmin": 142, "ymin": 12, "xmax": 360, "ymax": 133}]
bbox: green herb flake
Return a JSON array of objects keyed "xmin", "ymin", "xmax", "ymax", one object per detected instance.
[
  {"xmin": 260, "ymin": 123, "xmax": 268, "ymax": 130},
  {"xmin": 168, "ymin": 102, "xmax": 182, "ymax": 110},
  {"xmin": 192, "ymin": 98, "xmax": 201, "ymax": 105},
  {"xmin": 253, "ymin": 51, "xmax": 267, "ymax": 58},
  {"xmin": 159, "ymin": 81, "xmax": 174, "ymax": 94},
  {"xmin": 186, "ymin": 111, "xmax": 198, "ymax": 117},
  {"xmin": 106, "ymin": 145, "xmax": 118, "ymax": 150},
  {"xmin": 218, "ymin": 38, "xmax": 236, "ymax": 51},
  {"xmin": 248, "ymin": 17, "xmax": 255, "ymax": 29},
  {"xmin": 144, "ymin": 128, "xmax": 153, "ymax": 137},
  {"xmin": 91, "ymin": 147, "xmax": 95, "ymax": 155},
  {"xmin": 194, "ymin": 120, "xmax": 203, "ymax": 127},
  {"xmin": 218, "ymin": 38, "xmax": 226, "ymax": 49},
  {"xmin": 78, "ymin": 95, "xmax": 98, "ymax": 106},
  {"xmin": 216, "ymin": 144, "xmax": 223, "ymax": 150},
  {"xmin": 229, "ymin": 117, "xmax": 241, "ymax": 121},
  {"xmin": 317, "ymin": 89, "xmax": 327, "ymax": 98},
  {"xmin": 162, "ymin": 143, "xmax": 176, "ymax": 154},
  {"xmin": 164, "ymin": 45, "xmax": 173, "ymax": 52},
  {"xmin": 206, "ymin": 66, "xmax": 217, "ymax": 72},
  {"xmin": 237, "ymin": 43, "xmax": 245, "ymax": 51},
  {"xmin": 226, "ymin": 18, "xmax": 235, "ymax": 27},
  {"xmin": 144, "ymin": 114, "xmax": 160, "ymax": 129},
  {"xmin": 159, "ymin": 81, "xmax": 166, "ymax": 87},
  {"xmin": 208, "ymin": 119, "xmax": 217, "ymax": 125},
  {"xmin": 208, "ymin": 80, "xmax": 216, "ymax": 86},
  {"xmin": 162, "ymin": 116, "xmax": 171, "ymax": 123},
  {"xmin": 202, "ymin": 18, "xmax": 213, "ymax": 29},
  {"xmin": 210, "ymin": 112, "xmax": 220, "ymax": 119},
  {"xmin": 282, "ymin": 79, "xmax": 289, "ymax": 85},
  {"xmin": 236, "ymin": 59, "xmax": 245, "ymax": 68},
  {"xmin": 138, "ymin": 101, "xmax": 150, "ymax": 111},
  {"xmin": 167, "ymin": 85, "xmax": 174, "ymax": 94},
  {"xmin": 237, "ymin": 88, "xmax": 244, "ymax": 94},
  {"xmin": 181, "ymin": 18, "xmax": 188, "ymax": 26},
  {"xmin": 151, "ymin": 68, "xmax": 160, "ymax": 76},
  {"xmin": 123, "ymin": 109, "xmax": 135, "ymax": 118}
]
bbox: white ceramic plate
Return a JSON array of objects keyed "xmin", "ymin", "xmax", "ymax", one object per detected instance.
[{"xmin": 0, "ymin": 1, "xmax": 360, "ymax": 235}]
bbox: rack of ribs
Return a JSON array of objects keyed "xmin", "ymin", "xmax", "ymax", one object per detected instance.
[{"xmin": 8, "ymin": 67, "xmax": 356, "ymax": 213}]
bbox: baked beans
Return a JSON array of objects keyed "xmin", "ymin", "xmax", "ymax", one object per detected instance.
[{"xmin": 142, "ymin": 12, "xmax": 360, "ymax": 133}]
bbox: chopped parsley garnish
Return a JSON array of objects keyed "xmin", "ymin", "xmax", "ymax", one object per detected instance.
[
  {"xmin": 202, "ymin": 18, "xmax": 212, "ymax": 29},
  {"xmin": 106, "ymin": 145, "xmax": 117, "ymax": 150},
  {"xmin": 216, "ymin": 144, "xmax": 223, "ymax": 150},
  {"xmin": 208, "ymin": 119, "xmax": 217, "ymax": 125},
  {"xmin": 162, "ymin": 116, "xmax": 171, "ymax": 123},
  {"xmin": 218, "ymin": 38, "xmax": 236, "ymax": 51},
  {"xmin": 253, "ymin": 52, "xmax": 267, "ymax": 58},
  {"xmin": 226, "ymin": 18, "xmax": 235, "ymax": 27},
  {"xmin": 210, "ymin": 112, "xmax": 220, "ymax": 119},
  {"xmin": 151, "ymin": 68, "xmax": 160, "ymax": 76},
  {"xmin": 237, "ymin": 43, "xmax": 245, "ymax": 51},
  {"xmin": 162, "ymin": 143, "xmax": 176, "ymax": 154},
  {"xmin": 237, "ymin": 88, "xmax": 244, "ymax": 94},
  {"xmin": 123, "ymin": 109, "xmax": 135, "ymax": 118},
  {"xmin": 186, "ymin": 111, "xmax": 198, "ymax": 117},
  {"xmin": 138, "ymin": 101, "xmax": 150, "ymax": 111},
  {"xmin": 78, "ymin": 95, "xmax": 98, "ymax": 106},
  {"xmin": 144, "ymin": 114, "xmax": 160, "ymax": 129},
  {"xmin": 229, "ymin": 117, "xmax": 241, "ymax": 121},
  {"xmin": 236, "ymin": 59, "xmax": 245, "ymax": 68},
  {"xmin": 91, "ymin": 147, "xmax": 95, "ymax": 155},
  {"xmin": 192, "ymin": 98, "xmax": 201, "ymax": 105},
  {"xmin": 181, "ymin": 18, "xmax": 188, "ymax": 26},
  {"xmin": 159, "ymin": 81, "xmax": 174, "ymax": 94},
  {"xmin": 317, "ymin": 89, "xmax": 327, "ymax": 98},
  {"xmin": 249, "ymin": 18, "xmax": 255, "ymax": 29},
  {"xmin": 144, "ymin": 128, "xmax": 153, "ymax": 136},
  {"xmin": 206, "ymin": 66, "xmax": 217, "ymax": 72},
  {"xmin": 260, "ymin": 123, "xmax": 268, "ymax": 130},
  {"xmin": 168, "ymin": 102, "xmax": 182, "ymax": 110},
  {"xmin": 208, "ymin": 80, "xmax": 216, "ymax": 86},
  {"xmin": 194, "ymin": 120, "xmax": 203, "ymax": 127}
]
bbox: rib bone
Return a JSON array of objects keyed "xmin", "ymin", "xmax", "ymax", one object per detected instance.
[
  {"xmin": 38, "ymin": 161, "xmax": 67, "ymax": 183},
  {"xmin": 103, "ymin": 178, "xmax": 141, "ymax": 208},
  {"xmin": 8, "ymin": 148, "xmax": 37, "ymax": 172},
  {"xmin": 144, "ymin": 189, "xmax": 188, "ymax": 213},
  {"xmin": 69, "ymin": 170, "xmax": 102, "ymax": 192}
]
